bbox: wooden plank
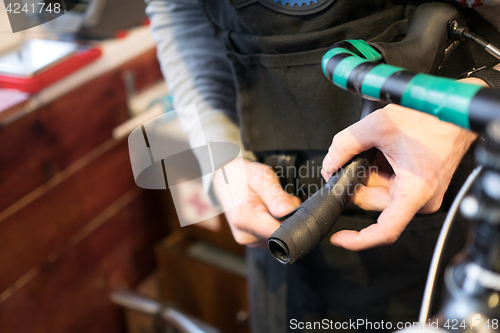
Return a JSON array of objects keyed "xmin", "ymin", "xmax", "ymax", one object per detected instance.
[
  {"xmin": 0, "ymin": 139, "xmax": 137, "ymax": 292},
  {"xmin": 0, "ymin": 48, "xmax": 162, "ymax": 212},
  {"xmin": 0, "ymin": 189, "xmax": 167, "ymax": 333},
  {"xmin": 0, "ymin": 72, "xmax": 129, "ymax": 212}
]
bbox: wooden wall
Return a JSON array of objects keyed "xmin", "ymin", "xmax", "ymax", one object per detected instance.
[{"xmin": 0, "ymin": 49, "xmax": 167, "ymax": 333}]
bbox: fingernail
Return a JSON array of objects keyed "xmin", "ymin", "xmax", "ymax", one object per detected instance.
[
  {"xmin": 278, "ymin": 202, "xmax": 294, "ymax": 214},
  {"xmin": 323, "ymin": 155, "xmax": 334, "ymax": 173}
]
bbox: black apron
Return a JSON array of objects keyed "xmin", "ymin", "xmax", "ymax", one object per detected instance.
[{"xmin": 198, "ymin": 0, "xmax": 496, "ymax": 331}]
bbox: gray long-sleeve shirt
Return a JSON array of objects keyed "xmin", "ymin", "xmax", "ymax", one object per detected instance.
[{"xmin": 146, "ymin": 0, "xmax": 256, "ymax": 198}]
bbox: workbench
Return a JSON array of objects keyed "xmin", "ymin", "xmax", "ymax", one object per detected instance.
[
  {"xmin": 0, "ymin": 27, "xmax": 168, "ymax": 333},
  {"xmin": 0, "ymin": 26, "xmax": 249, "ymax": 333}
]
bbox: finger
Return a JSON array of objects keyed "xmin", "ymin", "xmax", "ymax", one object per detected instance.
[
  {"xmin": 322, "ymin": 114, "xmax": 379, "ymax": 173},
  {"xmin": 248, "ymin": 164, "xmax": 301, "ymax": 217},
  {"xmin": 321, "ymin": 167, "xmax": 332, "ymax": 181},
  {"xmin": 227, "ymin": 188, "xmax": 283, "ymax": 245},
  {"xmin": 352, "ymin": 186, "xmax": 391, "ymax": 211},
  {"xmin": 332, "ymin": 180, "xmax": 428, "ymax": 250},
  {"xmin": 330, "ymin": 224, "xmax": 390, "ymax": 251},
  {"xmin": 245, "ymin": 208, "xmax": 283, "ymax": 238},
  {"xmin": 290, "ymin": 195, "xmax": 302, "ymax": 208}
]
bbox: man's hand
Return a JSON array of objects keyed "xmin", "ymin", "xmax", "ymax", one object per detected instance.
[
  {"xmin": 213, "ymin": 159, "xmax": 301, "ymax": 248},
  {"xmin": 321, "ymin": 103, "xmax": 478, "ymax": 251},
  {"xmin": 321, "ymin": 73, "xmax": 497, "ymax": 251}
]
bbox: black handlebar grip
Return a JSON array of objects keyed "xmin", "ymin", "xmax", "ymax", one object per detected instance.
[{"xmin": 267, "ymin": 149, "xmax": 376, "ymax": 265}]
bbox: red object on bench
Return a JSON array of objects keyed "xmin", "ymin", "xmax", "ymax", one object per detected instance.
[{"xmin": 0, "ymin": 47, "xmax": 102, "ymax": 94}]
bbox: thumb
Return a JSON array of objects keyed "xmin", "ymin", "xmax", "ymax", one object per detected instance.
[
  {"xmin": 322, "ymin": 113, "xmax": 379, "ymax": 178},
  {"xmin": 331, "ymin": 178, "xmax": 428, "ymax": 250},
  {"xmin": 259, "ymin": 182, "xmax": 301, "ymax": 218},
  {"xmin": 268, "ymin": 192, "xmax": 301, "ymax": 218},
  {"xmin": 248, "ymin": 163, "xmax": 301, "ymax": 217}
]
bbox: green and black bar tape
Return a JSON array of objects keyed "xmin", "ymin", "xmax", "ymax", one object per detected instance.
[{"xmin": 322, "ymin": 39, "xmax": 500, "ymax": 133}]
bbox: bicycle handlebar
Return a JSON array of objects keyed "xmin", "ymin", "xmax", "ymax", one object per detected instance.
[{"xmin": 322, "ymin": 39, "xmax": 500, "ymax": 133}]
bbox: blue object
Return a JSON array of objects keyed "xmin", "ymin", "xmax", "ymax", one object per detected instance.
[{"xmin": 274, "ymin": 0, "xmax": 318, "ymax": 7}]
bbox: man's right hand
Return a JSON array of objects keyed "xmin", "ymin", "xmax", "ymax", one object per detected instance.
[{"xmin": 212, "ymin": 159, "xmax": 301, "ymax": 248}]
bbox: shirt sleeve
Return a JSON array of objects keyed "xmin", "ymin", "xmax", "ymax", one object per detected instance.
[{"xmin": 146, "ymin": 0, "xmax": 256, "ymax": 202}]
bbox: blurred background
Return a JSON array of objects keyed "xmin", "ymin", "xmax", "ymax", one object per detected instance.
[{"xmin": 0, "ymin": 1, "xmax": 249, "ymax": 332}]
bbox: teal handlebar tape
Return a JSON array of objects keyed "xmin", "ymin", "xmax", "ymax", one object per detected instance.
[
  {"xmin": 401, "ymin": 74, "xmax": 481, "ymax": 130},
  {"xmin": 322, "ymin": 40, "xmax": 500, "ymax": 131}
]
